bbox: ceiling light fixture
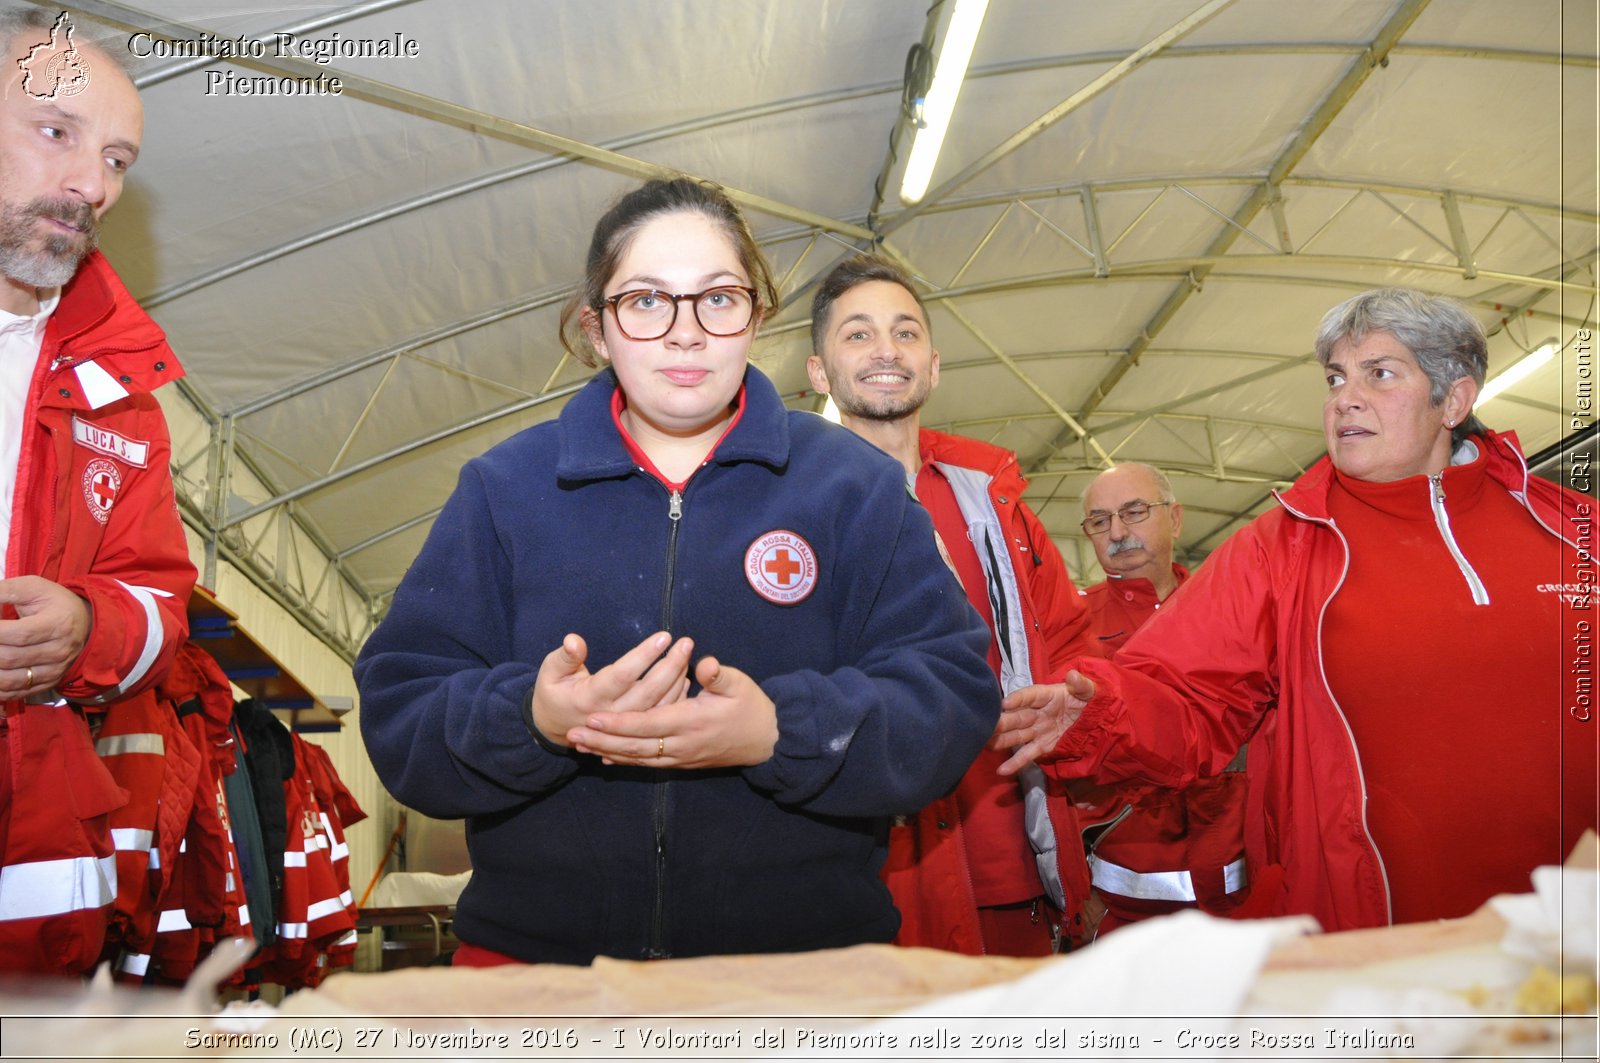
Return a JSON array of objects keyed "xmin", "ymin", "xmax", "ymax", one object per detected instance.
[
  {"xmin": 900, "ymin": 0, "xmax": 990, "ymax": 205},
  {"xmin": 1475, "ymin": 338, "xmax": 1558, "ymax": 408}
]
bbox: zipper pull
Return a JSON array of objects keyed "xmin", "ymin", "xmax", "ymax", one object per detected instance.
[
  {"xmin": 668, "ymin": 489, "xmax": 683, "ymax": 522},
  {"xmin": 1429, "ymin": 472, "xmax": 1445, "ymax": 505}
]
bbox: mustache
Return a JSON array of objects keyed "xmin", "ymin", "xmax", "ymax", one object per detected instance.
[
  {"xmin": 1104, "ymin": 535, "xmax": 1145, "ymax": 558},
  {"xmin": 27, "ymin": 197, "xmax": 96, "ymax": 235}
]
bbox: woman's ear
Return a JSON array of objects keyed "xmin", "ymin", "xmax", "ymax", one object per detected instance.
[
  {"xmin": 1443, "ymin": 375, "xmax": 1478, "ymax": 428},
  {"xmin": 581, "ymin": 306, "xmax": 610, "ymax": 363}
]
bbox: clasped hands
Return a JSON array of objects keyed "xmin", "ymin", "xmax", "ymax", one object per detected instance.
[{"xmin": 530, "ymin": 631, "xmax": 779, "ymax": 769}]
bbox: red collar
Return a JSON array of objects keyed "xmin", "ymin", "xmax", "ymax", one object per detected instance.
[{"xmin": 610, "ymin": 383, "xmax": 747, "ymax": 491}]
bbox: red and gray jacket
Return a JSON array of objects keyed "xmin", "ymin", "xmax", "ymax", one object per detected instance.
[
  {"xmin": 0, "ymin": 253, "xmax": 196, "ymax": 976},
  {"xmin": 884, "ymin": 429, "xmax": 1097, "ymax": 953},
  {"xmin": 1051, "ymin": 431, "xmax": 1585, "ymax": 932}
]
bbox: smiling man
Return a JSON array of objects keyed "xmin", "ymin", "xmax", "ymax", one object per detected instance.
[
  {"xmin": 0, "ymin": 8, "xmax": 196, "ymax": 976},
  {"xmin": 807, "ymin": 254, "xmax": 1096, "ymax": 955}
]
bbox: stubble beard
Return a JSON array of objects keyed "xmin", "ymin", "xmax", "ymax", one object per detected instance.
[
  {"xmin": 0, "ymin": 196, "xmax": 98, "ymax": 289},
  {"xmin": 831, "ymin": 374, "xmax": 932, "ymax": 424}
]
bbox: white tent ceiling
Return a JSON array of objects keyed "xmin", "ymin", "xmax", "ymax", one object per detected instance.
[{"xmin": 50, "ymin": 0, "xmax": 1599, "ymax": 661}]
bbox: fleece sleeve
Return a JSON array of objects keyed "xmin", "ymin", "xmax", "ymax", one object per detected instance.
[
  {"xmin": 354, "ymin": 464, "xmax": 576, "ymax": 818},
  {"xmin": 743, "ymin": 466, "xmax": 1000, "ymax": 817}
]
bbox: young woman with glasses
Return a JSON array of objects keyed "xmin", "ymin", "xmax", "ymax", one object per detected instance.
[{"xmin": 355, "ymin": 176, "xmax": 999, "ymax": 966}]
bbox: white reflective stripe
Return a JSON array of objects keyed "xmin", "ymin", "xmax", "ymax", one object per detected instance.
[
  {"xmin": 306, "ymin": 896, "xmax": 347, "ymax": 922},
  {"xmin": 73, "ymin": 360, "xmax": 130, "ymax": 410},
  {"xmin": 147, "ymin": 846, "xmax": 160, "ymax": 870},
  {"xmin": 156, "ymin": 907, "xmax": 191, "ymax": 933},
  {"xmin": 1089, "ymin": 854, "xmax": 1250, "ymax": 903},
  {"xmin": 108, "ymin": 580, "xmax": 168, "ymax": 697},
  {"xmin": 1090, "ymin": 856, "xmax": 1196, "ymax": 902},
  {"xmin": 0, "ymin": 855, "xmax": 116, "ymax": 920},
  {"xmin": 111, "ymin": 827, "xmax": 153, "ymax": 853},
  {"xmin": 337, "ymin": 889, "xmax": 352, "ymax": 908},
  {"xmin": 320, "ymin": 813, "xmax": 347, "ymax": 859},
  {"xmin": 117, "ymin": 951, "xmax": 150, "ymax": 976},
  {"xmin": 1223, "ymin": 856, "xmax": 1248, "ymax": 895},
  {"xmin": 334, "ymin": 929, "xmax": 358, "ymax": 948},
  {"xmin": 238, "ymin": 904, "xmax": 251, "ymax": 928},
  {"xmin": 278, "ymin": 921, "xmax": 308, "ymax": 940},
  {"xmin": 96, "ymin": 732, "xmax": 164, "ymax": 757},
  {"xmin": 225, "ymin": 872, "xmax": 236, "ymax": 893},
  {"xmin": 177, "ymin": 838, "xmax": 187, "ymax": 854},
  {"xmin": 283, "ymin": 850, "xmax": 307, "ymax": 868}
]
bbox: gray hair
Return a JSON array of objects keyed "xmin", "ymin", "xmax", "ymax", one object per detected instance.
[{"xmin": 1314, "ymin": 288, "xmax": 1488, "ymax": 444}]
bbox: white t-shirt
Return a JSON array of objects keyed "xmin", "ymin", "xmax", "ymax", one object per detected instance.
[{"xmin": 0, "ymin": 290, "xmax": 61, "ymax": 579}]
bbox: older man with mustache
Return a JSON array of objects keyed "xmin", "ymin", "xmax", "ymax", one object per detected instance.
[
  {"xmin": 1073, "ymin": 462, "xmax": 1249, "ymax": 937},
  {"xmin": 0, "ymin": 7, "xmax": 195, "ymax": 976}
]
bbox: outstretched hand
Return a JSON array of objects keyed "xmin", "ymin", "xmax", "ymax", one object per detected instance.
[
  {"xmin": 529, "ymin": 631, "xmax": 692, "ymax": 749},
  {"xmin": 568, "ymin": 655, "xmax": 779, "ymax": 770},
  {"xmin": 991, "ymin": 670, "xmax": 1097, "ymax": 776}
]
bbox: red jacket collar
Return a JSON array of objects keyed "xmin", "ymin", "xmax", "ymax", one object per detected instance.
[
  {"xmin": 919, "ymin": 427, "xmax": 1026, "ymax": 496},
  {"xmin": 1276, "ymin": 430, "xmax": 1528, "ymax": 522},
  {"xmin": 38, "ymin": 252, "xmax": 182, "ymax": 405}
]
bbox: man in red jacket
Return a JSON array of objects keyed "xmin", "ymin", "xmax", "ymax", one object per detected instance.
[
  {"xmin": 0, "ymin": 9, "xmax": 196, "ymax": 976},
  {"xmin": 1073, "ymin": 462, "xmax": 1248, "ymax": 935},
  {"xmin": 806, "ymin": 254, "xmax": 1096, "ymax": 954}
]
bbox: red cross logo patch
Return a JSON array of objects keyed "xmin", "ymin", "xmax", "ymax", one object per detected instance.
[
  {"xmin": 745, "ymin": 530, "xmax": 818, "ymax": 605},
  {"xmin": 81, "ymin": 458, "xmax": 121, "ymax": 524}
]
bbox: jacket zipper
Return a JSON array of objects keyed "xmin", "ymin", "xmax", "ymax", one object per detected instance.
[
  {"xmin": 1276, "ymin": 495, "xmax": 1394, "ymax": 925},
  {"xmin": 1428, "ymin": 473, "xmax": 1490, "ymax": 605},
  {"xmin": 647, "ymin": 486, "xmax": 685, "ymax": 959}
]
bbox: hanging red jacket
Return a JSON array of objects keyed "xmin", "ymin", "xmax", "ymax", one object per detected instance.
[
  {"xmin": 94, "ymin": 687, "xmax": 200, "ymax": 976},
  {"xmin": 123, "ymin": 644, "xmax": 245, "ymax": 985},
  {"xmin": 300, "ymin": 741, "xmax": 364, "ymax": 973}
]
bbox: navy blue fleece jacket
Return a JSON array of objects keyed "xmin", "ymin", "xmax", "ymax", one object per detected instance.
[{"xmin": 355, "ymin": 366, "xmax": 997, "ymax": 964}]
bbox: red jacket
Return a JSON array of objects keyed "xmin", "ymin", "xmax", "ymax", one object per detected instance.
[
  {"xmin": 1074, "ymin": 565, "xmax": 1250, "ymax": 923},
  {"xmin": 0, "ymin": 253, "xmax": 196, "ymax": 976},
  {"xmin": 1053, "ymin": 432, "xmax": 1589, "ymax": 932},
  {"xmin": 884, "ymin": 429, "xmax": 1096, "ymax": 953}
]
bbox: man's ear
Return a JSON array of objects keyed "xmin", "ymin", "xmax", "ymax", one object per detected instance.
[
  {"xmin": 1168, "ymin": 502, "xmax": 1184, "ymax": 541},
  {"xmin": 581, "ymin": 306, "xmax": 609, "ymax": 363},
  {"xmin": 805, "ymin": 354, "xmax": 832, "ymax": 395},
  {"xmin": 930, "ymin": 347, "xmax": 941, "ymax": 390}
]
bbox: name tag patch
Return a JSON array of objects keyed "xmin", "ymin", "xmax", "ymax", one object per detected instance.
[{"xmin": 72, "ymin": 417, "xmax": 149, "ymax": 468}]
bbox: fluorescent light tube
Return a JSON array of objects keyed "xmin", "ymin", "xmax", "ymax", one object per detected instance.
[
  {"xmin": 1475, "ymin": 339, "xmax": 1557, "ymax": 407},
  {"xmin": 900, "ymin": 0, "xmax": 990, "ymax": 205}
]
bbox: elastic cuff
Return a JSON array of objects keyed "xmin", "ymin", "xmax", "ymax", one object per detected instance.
[{"xmin": 521, "ymin": 686, "xmax": 576, "ymax": 757}]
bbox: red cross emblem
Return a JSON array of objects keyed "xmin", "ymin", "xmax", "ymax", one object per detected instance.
[
  {"xmin": 745, "ymin": 530, "xmax": 818, "ymax": 605},
  {"xmin": 81, "ymin": 458, "xmax": 121, "ymax": 524},
  {"xmin": 764, "ymin": 548, "xmax": 802, "ymax": 587}
]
